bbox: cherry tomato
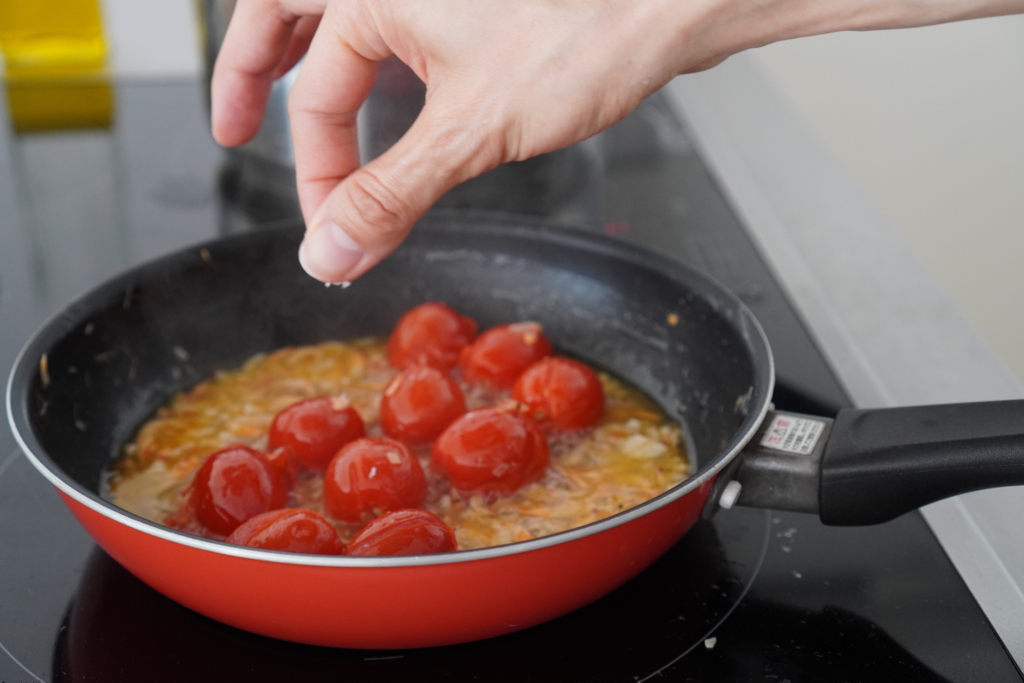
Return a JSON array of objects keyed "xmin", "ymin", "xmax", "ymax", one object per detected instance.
[
  {"xmin": 189, "ymin": 445, "xmax": 288, "ymax": 535},
  {"xmin": 432, "ymin": 407, "xmax": 549, "ymax": 497},
  {"xmin": 380, "ymin": 365, "xmax": 466, "ymax": 444},
  {"xmin": 459, "ymin": 322, "xmax": 554, "ymax": 390},
  {"xmin": 268, "ymin": 396, "xmax": 365, "ymax": 470},
  {"xmin": 225, "ymin": 508, "xmax": 345, "ymax": 555},
  {"xmin": 324, "ymin": 438, "xmax": 428, "ymax": 522},
  {"xmin": 266, "ymin": 446, "xmax": 298, "ymax": 488},
  {"xmin": 512, "ymin": 357, "xmax": 605, "ymax": 430},
  {"xmin": 346, "ymin": 509, "xmax": 457, "ymax": 557},
  {"xmin": 388, "ymin": 302, "xmax": 478, "ymax": 370}
]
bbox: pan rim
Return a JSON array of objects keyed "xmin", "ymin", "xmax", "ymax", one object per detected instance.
[{"xmin": 6, "ymin": 213, "xmax": 774, "ymax": 568}]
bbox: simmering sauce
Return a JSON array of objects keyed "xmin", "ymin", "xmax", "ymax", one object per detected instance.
[{"xmin": 108, "ymin": 338, "xmax": 689, "ymax": 550}]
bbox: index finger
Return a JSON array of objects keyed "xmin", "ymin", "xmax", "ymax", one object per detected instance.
[{"xmin": 287, "ymin": 5, "xmax": 383, "ymax": 220}]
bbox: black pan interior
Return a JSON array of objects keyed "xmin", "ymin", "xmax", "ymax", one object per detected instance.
[{"xmin": 10, "ymin": 212, "xmax": 772, "ymax": 504}]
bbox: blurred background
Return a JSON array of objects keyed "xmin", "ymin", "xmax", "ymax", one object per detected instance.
[
  {"xmin": 754, "ymin": 19, "xmax": 1024, "ymax": 382},
  {"xmin": 1, "ymin": 0, "xmax": 1022, "ymax": 379}
]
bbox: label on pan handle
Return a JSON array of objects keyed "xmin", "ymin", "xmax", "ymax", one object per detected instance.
[{"xmin": 760, "ymin": 414, "xmax": 826, "ymax": 455}]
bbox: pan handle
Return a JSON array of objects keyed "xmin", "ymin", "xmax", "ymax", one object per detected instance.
[
  {"xmin": 725, "ymin": 400, "xmax": 1024, "ymax": 525},
  {"xmin": 819, "ymin": 400, "xmax": 1024, "ymax": 525}
]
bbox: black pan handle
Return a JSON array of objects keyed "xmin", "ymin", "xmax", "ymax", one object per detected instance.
[
  {"xmin": 724, "ymin": 400, "xmax": 1024, "ymax": 525},
  {"xmin": 820, "ymin": 400, "xmax": 1024, "ymax": 525}
]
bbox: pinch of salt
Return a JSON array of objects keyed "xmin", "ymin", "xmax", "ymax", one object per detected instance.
[
  {"xmin": 704, "ymin": 637, "xmax": 717, "ymax": 649},
  {"xmin": 368, "ymin": 466, "xmax": 378, "ymax": 479},
  {"xmin": 385, "ymin": 451, "xmax": 402, "ymax": 465}
]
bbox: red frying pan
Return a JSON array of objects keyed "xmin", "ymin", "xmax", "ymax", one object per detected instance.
[{"xmin": 9, "ymin": 213, "xmax": 1024, "ymax": 648}]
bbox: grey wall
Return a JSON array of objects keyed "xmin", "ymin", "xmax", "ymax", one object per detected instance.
[{"xmin": 751, "ymin": 14, "xmax": 1024, "ymax": 380}]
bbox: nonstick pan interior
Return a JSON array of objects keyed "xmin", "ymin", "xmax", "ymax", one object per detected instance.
[{"xmin": 10, "ymin": 211, "xmax": 773, "ymax": 521}]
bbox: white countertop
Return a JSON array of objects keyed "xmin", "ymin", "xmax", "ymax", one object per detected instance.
[{"xmin": 665, "ymin": 54, "xmax": 1024, "ymax": 666}]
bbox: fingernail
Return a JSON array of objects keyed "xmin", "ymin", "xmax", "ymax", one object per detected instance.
[{"xmin": 298, "ymin": 222, "xmax": 364, "ymax": 282}]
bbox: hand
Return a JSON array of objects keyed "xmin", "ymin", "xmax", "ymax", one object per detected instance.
[
  {"xmin": 212, "ymin": 0, "xmax": 700, "ymax": 283},
  {"xmin": 211, "ymin": 0, "xmax": 1022, "ymax": 283}
]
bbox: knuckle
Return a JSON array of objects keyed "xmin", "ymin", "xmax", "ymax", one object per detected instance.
[
  {"xmin": 343, "ymin": 169, "xmax": 408, "ymax": 237},
  {"xmin": 427, "ymin": 112, "xmax": 504, "ymax": 178},
  {"xmin": 286, "ymin": 82, "xmax": 316, "ymax": 117},
  {"xmin": 287, "ymin": 89, "xmax": 358, "ymax": 133}
]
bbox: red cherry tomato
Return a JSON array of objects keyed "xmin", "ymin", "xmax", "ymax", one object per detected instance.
[
  {"xmin": 324, "ymin": 438, "xmax": 428, "ymax": 522},
  {"xmin": 225, "ymin": 508, "xmax": 345, "ymax": 555},
  {"xmin": 380, "ymin": 365, "xmax": 466, "ymax": 444},
  {"xmin": 459, "ymin": 322, "xmax": 554, "ymax": 390},
  {"xmin": 268, "ymin": 396, "xmax": 365, "ymax": 470},
  {"xmin": 512, "ymin": 357, "xmax": 605, "ymax": 430},
  {"xmin": 190, "ymin": 445, "xmax": 288, "ymax": 535},
  {"xmin": 346, "ymin": 509, "xmax": 457, "ymax": 557},
  {"xmin": 388, "ymin": 302, "xmax": 478, "ymax": 370},
  {"xmin": 265, "ymin": 446, "xmax": 298, "ymax": 488},
  {"xmin": 432, "ymin": 407, "xmax": 549, "ymax": 497}
]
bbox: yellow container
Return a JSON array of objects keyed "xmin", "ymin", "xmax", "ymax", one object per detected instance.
[{"xmin": 0, "ymin": 0, "xmax": 113, "ymax": 132}]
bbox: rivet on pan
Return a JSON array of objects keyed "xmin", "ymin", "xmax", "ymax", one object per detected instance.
[{"xmin": 719, "ymin": 480, "xmax": 743, "ymax": 509}]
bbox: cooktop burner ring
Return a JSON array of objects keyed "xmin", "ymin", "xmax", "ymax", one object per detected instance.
[{"xmin": 637, "ymin": 509, "xmax": 771, "ymax": 682}]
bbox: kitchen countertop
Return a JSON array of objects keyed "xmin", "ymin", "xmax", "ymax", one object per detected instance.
[{"xmin": 665, "ymin": 53, "xmax": 1024, "ymax": 666}]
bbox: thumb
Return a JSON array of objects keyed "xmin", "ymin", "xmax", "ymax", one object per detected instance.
[{"xmin": 298, "ymin": 105, "xmax": 498, "ymax": 283}]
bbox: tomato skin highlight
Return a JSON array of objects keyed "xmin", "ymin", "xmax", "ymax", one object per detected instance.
[
  {"xmin": 459, "ymin": 322, "xmax": 554, "ymax": 390},
  {"xmin": 225, "ymin": 508, "xmax": 344, "ymax": 555},
  {"xmin": 380, "ymin": 365, "xmax": 466, "ymax": 444},
  {"xmin": 432, "ymin": 407, "xmax": 549, "ymax": 497},
  {"xmin": 190, "ymin": 445, "xmax": 288, "ymax": 535},
  {"xmin": 388, "ymin": 302, "xmax": 478, "ymax": 370},
  {"xmin": 268, "ymin": 396, "xmax": 365, "ymax": 470},
  {"xmin": 324, "ymin": 438, "xmax": 428, "ymax": 522},
  {"xmin": 346, "ymin": 509, "xmax": 457, "ymax": 556},
  {"xmin": 512, "ymin": 357, "xmax": 605, "ymax": 430},
  {"xmin": 266, "ymin": 446, "xmax": 298, "ymax": 488}
]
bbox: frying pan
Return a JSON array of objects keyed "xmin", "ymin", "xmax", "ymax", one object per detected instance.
[{"xmin": 8, "ymin": 213, "xmax": 1024, "ymax": 649}]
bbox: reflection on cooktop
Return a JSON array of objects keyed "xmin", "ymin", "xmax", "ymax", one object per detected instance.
[{"xmin": 46, "ymin": 507, "xmax": 1002, "ymax": 682}]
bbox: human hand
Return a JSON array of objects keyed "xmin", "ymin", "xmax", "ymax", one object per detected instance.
[
  {"xmin": 212, "ymin": 0, "xmax": 705, "ymax": 282},
  {"xmin": 211, "ymin": 0, "xmax": 1022, "ymax": 283}
]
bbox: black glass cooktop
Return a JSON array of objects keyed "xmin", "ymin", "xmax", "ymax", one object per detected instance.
[{"xmin": 0, "ymin": 70, "xmax": 1019, "ymax": 682}]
